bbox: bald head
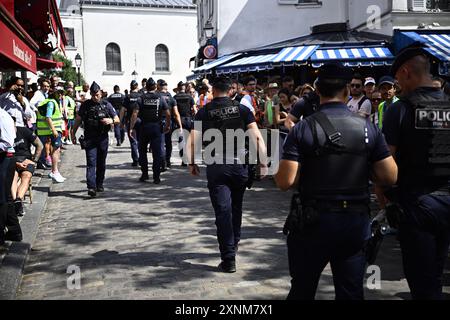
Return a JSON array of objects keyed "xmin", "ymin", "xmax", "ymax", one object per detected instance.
[{"xmin": 403, "ymin": 55, "xmax": 431, "ymax": 77}]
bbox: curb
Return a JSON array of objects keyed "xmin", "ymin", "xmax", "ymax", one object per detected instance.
[{"xmin": 0, "ymin": 173, "xmax": 52, "ymax": 300}]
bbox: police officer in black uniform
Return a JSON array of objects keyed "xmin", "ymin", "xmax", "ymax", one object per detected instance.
[
  {"xmin": 188, "ymin": 76, "xmax": 268, "ymax": 273},
  {"xmin": 130, "ymin": 78, "xmax": 171, "ymax": 184},
  {"xmin": 285, "ymin": 89, "xmax": 320, "ymax": 131},
  {"xmin": 174, "ymin": 81, "xmax": 195, "ymax": 166},
  {"xmin": 275, "ymin": 63, "xmax": 398, "ymax": 300},
  {"xmin": 121, "ymin": 80, "xmax": 142, "ymax": 166},
  {"xmin": 108, "ymin": 85, "xmax": 125, "ymax": 146},
  {"xmin": 71, "ymin": 82, "xmax": 120, "ymax": 197},
  {"xmin": 382, "ymin": 43, "xmax": 450, "ymax": 300}
]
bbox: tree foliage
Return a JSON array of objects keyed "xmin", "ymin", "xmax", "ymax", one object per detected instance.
[{"xmin": 41, "ymin": 53, "xmax": 86, "ymax": 85}]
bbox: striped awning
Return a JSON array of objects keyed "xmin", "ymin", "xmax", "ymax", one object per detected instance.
[
  {"xmin": 192, "ymin": 53, "xmax": 242, "ymax": 74},
  {"xmin": 310, "ymin": 47, "xmax": 394, "ymax": 67},
  {"xmin": 272, "ymin": 45, "xmax": 319, "ymax": 65},
  {"xmin": 216, "ymin": 53, "xmax": 279, "ymax": 74}
]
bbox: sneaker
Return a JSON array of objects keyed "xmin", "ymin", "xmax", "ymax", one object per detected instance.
[
  {"xmin": 66, "ymin": 140, "xmax": 73, "ymax": 145},
  {"xmin": 153, "ymin": 177, "xmax": 161, "ymax": 185},
  {"xmin": 88, "ymin": 189, "xmax": 97, "ymax": 198},
  {"xmin": 45, "ymin": 157, "xmax": 52, "ymax": 166},
  {"xmin": 14, "ymin": 199, "xmax": 24, "ymax": 217},
  {"xmin": 116, "ymin": 142, "xmax": 121, "ymax": 147},
  {"xmin": 218, "ymin": 260, "xmax": 236, "ymax": 273},
  {"xmin": 37, "ymin": 162, "xmax": 50, "ymax": 170},
  {"xmin": 139, "ymin": 174, "xmax": 150, "ymax": 182},
  {"xmin": 96, "ymin": 186, "xmax": 105, "ymax": 192},
  {"xmin": 52, "ymin": 172, "xmax": 66, "ymax": 183}
]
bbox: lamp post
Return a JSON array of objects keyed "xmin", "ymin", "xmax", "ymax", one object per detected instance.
[
  {"xmin": 74, "ymin": 53, "xmax": 82, "ymax": 86},
  {"xmin": 132, "ymin": 70, "xmax": 138, "ymax": 80}
]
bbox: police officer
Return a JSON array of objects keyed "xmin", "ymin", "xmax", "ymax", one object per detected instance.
[
  {"xmin": 274, "ymin": 63, "xmax": 398, "ymax": 300},
  {"xmin": 285, "ymin": 86, "xmax": 320, "ymax": 131},
  {"xmin": 121, "ymin": 80, "xmax": 142, "ymax": 166},
  {"xmin": 71, "ymin": 82, "xmax": 120, "ymax": 197},
  {"xmin": 188, "ymin": 76, "xmax": 268, "ymax": 273},
  {"xmin": 382, "ymin": 43, "xmax": 450, "ymax": 300},
  {"xmin": 174, "ymin": 81, "xmax": 195, "ymax": 166},
  {"xmin": 108, "ymin": 85, "xmax": 125, "ymax": 146},
  {"xmin": 130, "ymin": 78, "xmax": 171, "ymax": 184},
  {"xmin": 157, "ymin": 79, "xmax": 182, "ymax": 169}
]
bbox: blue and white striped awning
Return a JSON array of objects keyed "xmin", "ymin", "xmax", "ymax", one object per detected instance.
[
  {"xmin": 216, "ymin": 53, "xmax": 279, "ymax": 74},
  {"xmin": 192, "ymin": 53, "xmax": 242, "ymax": 74},
  {"xmin": 310, "ymin": 47, "xmax": 394, "ymax": 67},
  {"xmin": 415, "ymin": 33, "xmax": 450, "ymax": 63},
  {"xmin": 272, "ymin": 45, "xmax": 319, "ymax": 65}
]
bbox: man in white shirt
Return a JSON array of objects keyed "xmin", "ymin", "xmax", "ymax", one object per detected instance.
[
  {"xmin": 30, "ymin": 79, "xmax": 50, "ymax": 108},
  {"xmin": 347, "ymin": 74, "xmax": 372, "ymax": 118},
  {"xmin": 0, "ymin": 77, "xmax": 32, "ymax": 128}
]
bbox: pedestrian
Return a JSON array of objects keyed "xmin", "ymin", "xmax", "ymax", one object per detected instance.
[
  {"xmin": 187, "ymin": 76, "xmax": 268, "ymax": 273},
  {"xmin": 285, "ymin": 85, "xmax": 320, "ymax": 131},
  {"xmin": 364, "ymin": 77, "xmax": 377, "ymax": 98},
  {"xmin": 0, "ymin": 77, "xmax": 33, "ymax": 129},
  {"xmin": 0, "ymin": 109, "xmax": 22, "ymax": 245},
  {"xmin": 275, "ymin": 63, "xmax": 398, "ymax": 300},
  {"xmin": 174, "ymin": 81, "xmax": 195, "ymax": 166},
  {"xmin": 382, "ymin": 43, "xmax": 450, "ymax": 300},
  {"xmin": 36, "ymin": 87, "xmax": 66, "ymax": 183},
  {"xmin": 377, "ymin": 76, "xmax": 399, "ymax": 129},
  {"xmin": 121, "ymin": 80, "xmax": 142, "ymax": 167},
  {"xmin": 71, "ymin": 82, "xmax": 120, "ymax": 197},
  {"xmin": 139, "ymin": 78, "xmax": 147, "ymax": 94},
  {"xmin": 63, "ymin": 88, "xmax": 76, "ymax": 145},
  {"xmin": 130, "ymin": 78, "xmax": 171, "ymax": 184},
  {"xmin": 108, "ymin": 85, "xmax": 126, "ymax": 146},
  {"xmin": 347, "ymin": 74, "xmax": 372, "ymax": 118}
]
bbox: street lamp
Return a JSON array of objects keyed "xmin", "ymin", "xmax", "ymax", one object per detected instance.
[
  {"xmin": 132, "ymin": 70, "xmax": 138, "ymax": 80},
  {"xmin": 204, "ymin": 21, "xmax": 214, "ymax": 39},
  {"xmin": 74, "ymin": 53, "xmax": 82, "ymax": 86}
]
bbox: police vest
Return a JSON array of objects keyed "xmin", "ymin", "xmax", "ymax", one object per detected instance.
[
  {"xmin": 300, "ymin": 111, "xmax": 370, "ymax": 201},
  {"xmin": 83, "ymin": 101, "xmax": 111, "ymax": 135},
  {"xmin": 203, "ymin": 98, "xmax": 246, "ymax": 160},
  {"xmin": 174, "ymin": 92, "xmax": 193, "ymax": 117},
  {"xmin": 396, "ymin": 90, "xmax": 450, "ymax": 191},
  {"xmin": 108, "ymin": 93, "xmax": 124, "ymax": 112},
  {"xmin": 36, "ymin": 99, "xmax": 63, "ymax": 136},
  {"xmin": 139, "ymin": 92, "xmax": 163, "ymax": 124},
  {"xmin": 65, "ymin": 96, "xmax": 76, "ymax": 120},
  {"xmin": 125, "ymin": 92, "xmax": 141, "ymax": 119}
]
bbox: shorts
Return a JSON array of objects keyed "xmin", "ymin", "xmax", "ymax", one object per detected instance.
[{"xmin": 42, "ymin": 133, "xmax": 63, "ymax": 149}]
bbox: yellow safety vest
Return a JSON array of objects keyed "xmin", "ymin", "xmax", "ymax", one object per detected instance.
[
  {"xmin": 37, "ymin": 99, "xmax": 63, "ymax": 136},
  {"xmin": 65, "ymin": 96, "xmax": 76, "ymax": 120},
  {"xmin": 378, "ymin": 96, "xmax": 399, "ymax": 129}
]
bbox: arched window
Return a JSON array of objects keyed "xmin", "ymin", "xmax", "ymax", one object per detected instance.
[
  {"xmin": 155, "ymin": 44, "xmax": 169, "ymax": 72},
  {"xmin": 106, "ymin": 43, "xmax": 121, "ymax": 72}
]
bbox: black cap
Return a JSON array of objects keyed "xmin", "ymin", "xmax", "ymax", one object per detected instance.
[
  {"xmin": 317, "ymin": 62, "xmax": 352, "ymax": 82},
  {"xmin": 390, "ymin": 42, "xmax": 430, "ymax": 76},
  {"xmin": 378, "ymin": 75, "xmax": 395, "ymax": 86},
  {"xmin": 90, "ymin": 81, "xmax": 101, "ymax": 93},
  {"xmin": 130, "ymin": 80, "xmax": 138, "ymax": 87},
  {"xmin": 177, "ymin": 81, "xmax": 185, "ymax": 88},
  {"xmin": 157, "ymin": 79, "xmax": 167, "ymax": 86},
  {"xmin": 146, "ymin": 78, "xmax": 156, "ymax": 87}
]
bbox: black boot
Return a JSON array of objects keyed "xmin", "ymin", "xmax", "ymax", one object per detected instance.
[
  {"xmin": 5, "ymin": 202, "xmax": 22, "ymax": 241},
  {"xmin": 14, "ymin": 199, "xmax": 24, "ymax": 217},
  {"xmin": 153, "ymin": 175, "xmax": 161, "ymax": 185},
  {"xmin": 218, "ymin": 259, "xmax": 236, "ymax": 273},
  {"xmin": 139, "ymin": 173, "xmax": 150, "ymax": 182}
]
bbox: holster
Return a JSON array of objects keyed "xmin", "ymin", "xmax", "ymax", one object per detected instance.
[
  {"xmin": 246, "ymin": 165, "xmax": 257, "ymax": 190},
  {"xmin": 385, "ymin": 203, "xmax": 404, "ymax": 230},
  {"xmin": 283, "ymin": 194, "xmax": 321, "ymax": 235}
]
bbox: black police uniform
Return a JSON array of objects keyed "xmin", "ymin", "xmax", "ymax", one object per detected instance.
[
  {"xmin": 137, "ymin": 90, "xmax": 169, "ymax": 183},
  {"xmin": 383, "ymin": 85, "xmax": 450, "ymax": 299},
  {"xmin": 195, "ymin": 96, "xmax": 255, "ymax": 270},
  {"xmin": 159, "ymin": 91, "xmax": 177, "ymax": 167},
  {"xmin": 124, "ymin": 91, "xmax": 142, "ymax": 165},
  {"xmin": 290, "ymin": 91, "xmax": 320, "ymax": 121},
  {"xmin": 174, "ymin": 91, "xmax": 195, "ymax": 162},
  {"xmin": 282, "ymin": 65, "xmax": 391, "ymax": 300},
  {"xmin": 78, "ymin": 94, "xmax": 117, "ymax": 191},
  {"xmin": 108, "ymin": 92, "xmax": 125, "ymax": 145}
]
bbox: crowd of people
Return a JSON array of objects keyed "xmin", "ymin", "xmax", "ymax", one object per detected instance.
[{"xmin": 1, "ymin": 42, "xmax": 449, "ymax": 300}]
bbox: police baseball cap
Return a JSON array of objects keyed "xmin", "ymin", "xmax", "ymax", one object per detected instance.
[
  {"xmin": 378, "ymin": 76, "xmax": 395, "ymax": 87},
  {"xmin": 157, "ymin": 79, "xmax": 167, "ymax": 86},
  {"xmin": 390, "ymin": 42, "xmax": 431, "ymax": 76},
  {"xmin": 177, "ymin": 81, "xmax": 186, "ymax": 88},
  {"xmin": 90, "ymin": 81, "xmax": 101, "ymax": 93},
  {"xmin": 317, "ymin": 62, "xmax": 353, "ymax": 82},
  {"xmin": 146, "ymin": 78, "xmax": 156, "ymax": 87},
  {"xmin": 130, "ymin": 80, "xmax": 138, "ymax": 87}
]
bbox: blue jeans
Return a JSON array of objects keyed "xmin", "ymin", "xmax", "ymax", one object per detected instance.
[
  {"xmin": 85, "ymin": 135, "xmax": 109, "ymax": 189},
  {"xmin": 207, "ymin": 164, "xmax": 248, "ymax": 261},
  {"xmin": 138, "ymin": 122, "xmax": 162, "ymax": 178},
  {"xmin": 287, "ymin": 209, "xmax": 370, "ymax": 300},
  {"xmin": 398, "ymin": 192, "xmax": 450, "ymax": 300}
]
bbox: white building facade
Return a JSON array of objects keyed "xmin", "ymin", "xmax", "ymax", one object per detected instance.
[
  {"xmin": 194, "ymin": 0, "xmax": 450, "ymax": 58},
  {"xmin": 60, "ymin": 0, "xmax": 198, "ymax": 93}
]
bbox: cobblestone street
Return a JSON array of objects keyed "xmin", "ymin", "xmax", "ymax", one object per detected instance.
[{"xmin": 8, "ymin": 138, "xmax": 450, "ymax": 300}]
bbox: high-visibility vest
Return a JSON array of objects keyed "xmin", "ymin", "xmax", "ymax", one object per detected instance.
[
  {"xmin": 37, "ymin": 99, "xmax": 63, "ymax": 136},
  {"xmin": 378, "ymin": 96, "xmax": 399, "ymax": 129},
  {"xmin": 65, "ymin": 96, "xmax": 76, "ymax": 120}
]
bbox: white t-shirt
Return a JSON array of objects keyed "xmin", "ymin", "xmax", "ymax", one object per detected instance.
[
  {"xmin": 0, "ymin": 107, "xmax": 16, "ymax": 152},
  {"xmin": 347, "ymin": 95, "xmax": 371, "ymax": 117},
  {"xmin": 240, "ymin": 95, "xmax": 255, "ymax": 113}
]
